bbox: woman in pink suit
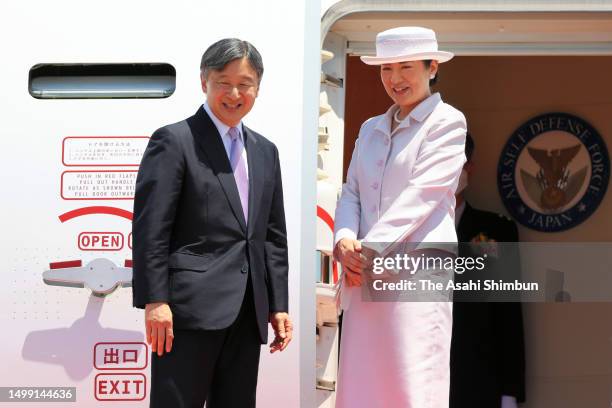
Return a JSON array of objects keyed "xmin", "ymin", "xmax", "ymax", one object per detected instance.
[{"xmin": 333, "ymin": 27, "xmax": 467, "ymax": 408}]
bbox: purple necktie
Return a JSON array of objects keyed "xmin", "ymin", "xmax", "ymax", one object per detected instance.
[{"xmin": 228, "ymin": 127, "xmax": 249, "ymax": 223}]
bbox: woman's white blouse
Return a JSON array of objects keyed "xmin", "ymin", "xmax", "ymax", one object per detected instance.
[{"xmin": 334, "ymin": 93, "xmax": 467, "ymax": 255}]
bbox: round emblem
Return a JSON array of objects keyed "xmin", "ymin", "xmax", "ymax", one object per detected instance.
[{"xmin": 497, "ymin": 113, "xmax": 609, "ymax": 232}]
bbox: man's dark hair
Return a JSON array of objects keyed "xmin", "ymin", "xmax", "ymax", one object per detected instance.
[
  {"xmin": 200, "ymin": 38, "xmax": 264, "ymax": 83},
  {"xmin": 465, "ymin": 132, "xmax": 474, "ymax": 162},
  {"xmin": 423, "ymin": 60, "xmax": 438, "ymax": 86}
]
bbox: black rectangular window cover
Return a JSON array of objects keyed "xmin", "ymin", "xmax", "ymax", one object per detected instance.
[{"xmin": 29, "ymin": 63, "xmax": 176, "ymax": 99}]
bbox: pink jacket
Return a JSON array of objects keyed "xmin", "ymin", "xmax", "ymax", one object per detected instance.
[{"xmin": 334, "ymin": 93, "xmax": 467, "ymax": 255}]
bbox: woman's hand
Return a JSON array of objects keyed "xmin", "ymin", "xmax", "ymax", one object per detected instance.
[{"xmin": 334, "ymin": 238, "xmax": 368, "ymax": 287}]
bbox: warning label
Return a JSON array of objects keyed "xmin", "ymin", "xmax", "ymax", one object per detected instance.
[
  {"xmin": 61, "ymin": 171, "xmax": 137, "ymax": 200},
  {"xmin": 62, "ymin": 137, "xmax": 148, "ymax": 166}
]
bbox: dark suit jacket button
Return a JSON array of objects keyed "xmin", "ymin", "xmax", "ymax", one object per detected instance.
[{"xmin": 241, "ymin": 265, "xmax": 248, "ymax": 274}]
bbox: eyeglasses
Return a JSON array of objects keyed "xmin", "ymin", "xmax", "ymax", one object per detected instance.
[{"xmin": 213, "ymin": 81, "xmax": 257, "ymax": 93}]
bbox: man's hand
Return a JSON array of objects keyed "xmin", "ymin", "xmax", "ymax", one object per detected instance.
[
  {"xmin": 333, "ymin": 238, "xmax": 368, "ymax": 287},
  {"xmin": 145, "ymin": 302, "xmax": 173, "ymax": 357},
  {"xmin": 269, "ymin": 312, "xmax": 293, "ymax": 353}
]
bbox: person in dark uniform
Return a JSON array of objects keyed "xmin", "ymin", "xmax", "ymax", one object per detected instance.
[{"xmin": 450, "ymin": 133, "xmax": 526, "ymax": 408}]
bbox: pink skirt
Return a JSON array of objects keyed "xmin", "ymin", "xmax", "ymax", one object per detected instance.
[{"xmin": 336, "ymin": 286, "xmax": 453, "ymax": 408}]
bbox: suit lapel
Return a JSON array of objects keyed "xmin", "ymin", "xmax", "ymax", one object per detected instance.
[
  {"xmin": 244, "ymin": 126, "xmax": 264, "ymax": 237},
  {"xmin": 188, "ymin": 107, "xmax": 247, "ymax": 232}
]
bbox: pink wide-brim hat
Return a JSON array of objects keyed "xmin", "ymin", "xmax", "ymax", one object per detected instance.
[{"xmin": 361, "ymin": 26, "xmax": 453, "ymax": 65}]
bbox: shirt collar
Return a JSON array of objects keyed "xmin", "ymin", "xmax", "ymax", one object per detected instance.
[
  {"xmin": 202, "ymin": 102, "xmax": 243, "ymax": 141},
  {"xmin": 375, "ymin": 92, "xmax": 443, "ymax": 136},
  {"xmin": 410, "ymin": 92, "xmax": 442, "ymax": 122}
]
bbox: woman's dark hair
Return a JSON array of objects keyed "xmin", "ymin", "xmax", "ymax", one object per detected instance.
[
  {"xmin": 465, "ymin": 132, "xmax": 474, "ymax": 162},
  {"xmin": 423, "ymin": 60, "xmax": 438, "ymax": 87}
]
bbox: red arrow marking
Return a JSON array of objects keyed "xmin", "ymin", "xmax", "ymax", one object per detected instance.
[
  {"xmin": 50, "ymin": 260, "xmax": 82, "ymax": 269},
  {"xmin": 316, "ymin": 205, "xmax": 334, "ymax": 231},
  {"xmin": 59, "ymin": 206, "xmax": 133, "ymax": 223},
  {"xmin": 316, "ymin": 205, "xmax": 339, "ymax": 284}
]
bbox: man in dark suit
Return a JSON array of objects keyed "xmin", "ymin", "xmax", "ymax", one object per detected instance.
[
  {"xmin": 450, "ymin": 133, "xmax": 526, "ymax": 408},
  {"xmin": 132, "ymin": 38, "xmax": 292, "ymax": 408}
]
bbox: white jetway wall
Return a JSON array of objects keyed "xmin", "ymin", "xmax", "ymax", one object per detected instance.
[
  {"xmin": 319, "ymin": 32, "xmax": 348, "ymax": 192},
  {"xmin": 315, "ymin": 30, "xmax": 347, "ymax": 408},
  {"xmin": 1, "ymin": 1, "xmax": 319, "ymax": 406}
]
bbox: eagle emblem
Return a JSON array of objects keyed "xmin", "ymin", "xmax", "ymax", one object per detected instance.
[
  {"xmin": 498, "ymin": 112, "xmax": 609, "ymax": 232},
  {"xmin": 522, "ymin": 145, "xmax": 583, "ymax": 211}
]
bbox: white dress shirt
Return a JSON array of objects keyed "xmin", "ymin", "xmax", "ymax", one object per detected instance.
[
  {"xmin": 334, "ymin": 92, "xmax": 467, "ymax": 256},
  {"xmin": 202, "ymin": 102, "xmax": 249, "ymax": 178}
]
